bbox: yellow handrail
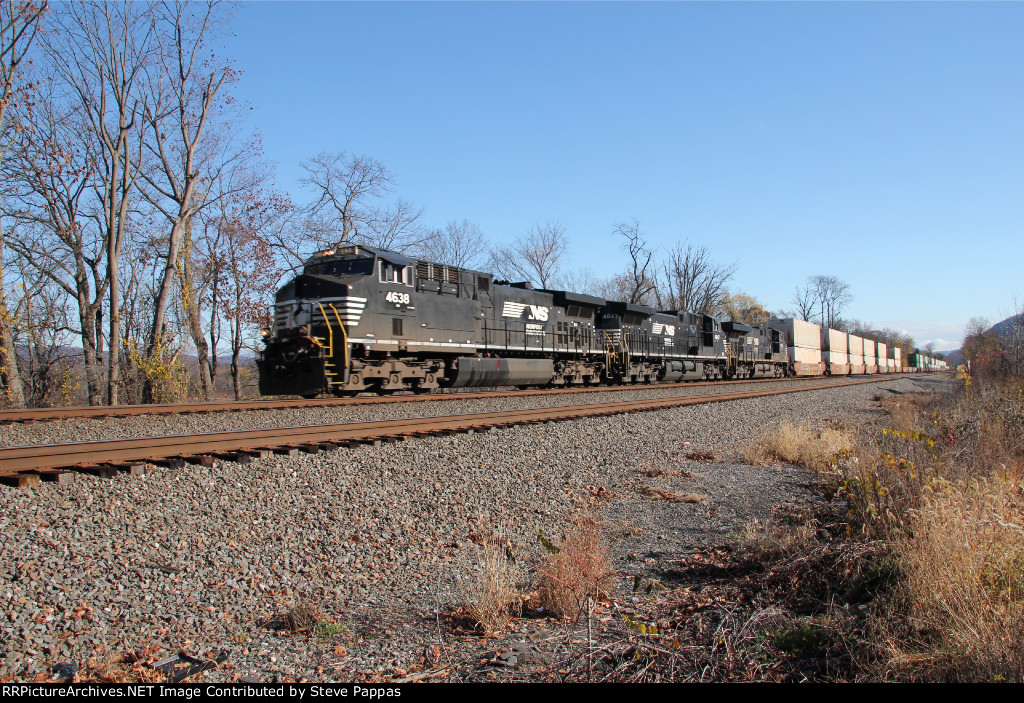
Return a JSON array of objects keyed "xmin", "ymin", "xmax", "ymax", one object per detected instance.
[
  {"xmin": 328, "ymin": 303, "xmax": 348, "ymax": 371},
  {"xmin": 601, "ymin": 329, "xmax": 630, "ymax": 374},
  {"xmin": 315, "ymin": 302, "xmax": 334, "ymax": 357}
]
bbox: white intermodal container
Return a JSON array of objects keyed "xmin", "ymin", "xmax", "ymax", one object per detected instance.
[
  {"xmin": 788, "ymin": 346, "xmax": 825, "ymax": 376},
  {"xmin": 848, "ymin": 335, "xmax": 864, "ymax": 357},
  {"xmin": 877, "ymin": 343, "xmax": 887, "ymax": 372},
  {"xmin": 778, "ymin": 318, "xmax": 821, "ymax": 350},
  {"xmin": 824, "ymin": 349, "xmax": 850, "ymax": 375},
  {"xmin": 849, "ymin": 353, "xmax": 866, "ymax": 374},
  {"xmin": 820, "ymin": 328, "xmax": 848, "ymax": 354},
  {"xmin": 863, "ymin": 340, "xmax": 877, "ymax": 374},
  {"xmin": 789, "ymin": 346, "xmax": 822, "ymax": 364},
  {"xmin": 824, "ymin": 349, "xmax": 849, "ymax": 364}
]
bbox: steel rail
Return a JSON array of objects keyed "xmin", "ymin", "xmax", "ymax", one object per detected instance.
[
  {"xmin": 0, "ymin": 377, "xmax": 889, "ymax": 482},
  {"xmin": 0, "ymin": 374, "xmax": 917, "ymax": 424}
]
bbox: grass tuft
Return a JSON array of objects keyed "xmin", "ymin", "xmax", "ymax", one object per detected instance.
[
  {"xmin": 537, "ymin": 515, "xmax": 614, "ymax": 620},
  {"xmin": 459, "ymin": 529, "xmax": 524, "ymax": 634},
  {"xmin": 742, "ymin": 421, "xmax": 855, "ymax": 472}
]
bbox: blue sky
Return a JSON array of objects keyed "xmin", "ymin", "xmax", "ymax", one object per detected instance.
[{"xmin": 223, "ymin": 1, "xmax": 1023, "ymax": 350}]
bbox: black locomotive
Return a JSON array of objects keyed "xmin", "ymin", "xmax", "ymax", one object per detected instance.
[{"xmin": 258, "ymin": 245, "xmax": 788, "ymax": 397}]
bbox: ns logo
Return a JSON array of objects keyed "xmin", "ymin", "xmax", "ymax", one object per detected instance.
[{"xmin": 501, "ymin": 301, "xmax": 549, "ymax": 321}]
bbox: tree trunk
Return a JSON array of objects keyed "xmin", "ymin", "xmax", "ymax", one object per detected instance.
[
  {"xmin": 0, "ymin": 239, "xmax": 26, "ymax": 407},
  {"xmin": 107, "ymin": 235, "xmax": 121, "ymax": 405},
  {"xmin": 179, "ymin": 233, "xmax": 213, "ymax": 401},
  {"xmin": 80, "ymin": 307, "xmax": 103, "ymax": 406},
  {"xmin": 0, "ymin": 303, "xmax": 25, "ymax": 407},
  {"xmin": 230, "ymin": 308, "xmax": 242, "ymax": 401}
]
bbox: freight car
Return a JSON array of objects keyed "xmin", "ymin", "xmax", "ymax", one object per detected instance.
[{"xmin": 257, "ymin": 245, "xmax": 780, "ymax": 397}]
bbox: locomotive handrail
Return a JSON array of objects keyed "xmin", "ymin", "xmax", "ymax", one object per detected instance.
[
  {"xmin": 328, "ymin": 303, "xmax": 349, "ymax": 380},
  {"xmin": 315, "ymin": 302, "xmax": 334, "ymax": 357}
]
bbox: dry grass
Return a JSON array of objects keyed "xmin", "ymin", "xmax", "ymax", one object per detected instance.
[
  {"xmin": 843, "ymin": 375, "xmax": 1024, "ymax": 680},
  {"xmin": 881, "ymin": 476, "xmax": 1024, "ymax": 680},
  {"xmin": 537, "ymin": 515, "xmax": 614, "ymax": 620},
  {"xmin": 742, "ymin": 421, "xmax": 855, "ymax": 472},
  {"xmin": 639, "ymin": 486, "xmax": 707, "ymax": 503},
  {"xmin": 683, "ymin": 450, "xmax": 718, "ymax": 462},
  {"xmin": 459, "ymin": 530, "xmax": 524, "ymax": 634},
  {"xmin": 640, "ymin": 468, "xmax": 693, "ymax": 478},
  {"xmin": 741, "ymin": 517, "xmax": 819, "ymax": 559},
  {"xmin": 282, "ymin": 602, "xmax": 322, "ymax": 632}
]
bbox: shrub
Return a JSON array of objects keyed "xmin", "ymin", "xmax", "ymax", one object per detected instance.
[{"xmin": 537, "ymin": 515, "xmax": 613, "ymax": 620}]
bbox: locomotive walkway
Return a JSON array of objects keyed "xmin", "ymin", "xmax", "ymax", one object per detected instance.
[{"xmin": 0, "ymin": 376, "xmax": 894, "ymax": 487}]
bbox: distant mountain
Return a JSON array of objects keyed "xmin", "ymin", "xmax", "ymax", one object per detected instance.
[
  {"xmin": 990, "ymin": 313, "xmax": 1024, "ymax": 338},
  {"xmin": 938, "ymin": 313, "xmax": 1022, "ymax": 368},
  {"xmin": 941, "ymin": 349, "xmax": 963, "ymax": 367}
]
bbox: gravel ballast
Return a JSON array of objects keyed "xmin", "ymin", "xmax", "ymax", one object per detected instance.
[
  {"xmin": 1, "ymin": 378, "xmax": 872, "ymax": 448},
  {"xmin": 0, "ymin": 376, "xmax": 948, "ymax": 682}
]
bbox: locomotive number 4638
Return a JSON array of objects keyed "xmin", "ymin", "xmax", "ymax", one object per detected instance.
[{"xmin": 385, "ymin": 291, "xmax": 411, "ymax": 305}]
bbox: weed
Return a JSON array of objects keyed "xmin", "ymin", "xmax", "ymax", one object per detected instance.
[
  {"xmin": 458, "ymin": 528, "xmax": 524, "ymax": 634},
  {"xmin": 684, "ymin": 450, "xmax": 718, "ymax": 462},
  {"xmin": 849, "ymin": 377, "xmax": 1024, "ymax": 680},
  {"xmin": 639, "ymin": 486, "xmax": 706, "ymax": 503},
  {"xmin": 314, "ymin": 621, "xmax": 347, "ymax": 640},
  {"xmin": 769, "ymin": 617, "xmax": 844, "ymax": 657},
  {"xmin": 631, "ymin": 576, "xmax": 666, "ymax": 594},
  {"xmin": 742, "ymin": 421, "xmax": 855, "ymax": 472},
  {"xmin": 883, "ymin": 475, "xmax": 1024, "ymax": 680},
  {"xmin": 741, "ymin": 517, "xmax": 817, "ymax": 558},
  {"xmin": 536, "ymin": 515, "xmax": 613, "ymax": 620},
  {"xmin": 280, "ymin": 602, "xmax": 321, "ymax": 633}
]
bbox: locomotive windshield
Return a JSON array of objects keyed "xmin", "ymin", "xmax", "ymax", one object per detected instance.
[{"xmin": 303, "ymin": 256, "xmax": 375, "ymax": 277}]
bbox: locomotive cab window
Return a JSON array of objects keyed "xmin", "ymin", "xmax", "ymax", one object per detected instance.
[
  {"xmin": 379, "ymin": 261, "xmax": 412, "ymax": 285},
  {"xmin": 304, "ymin": 257, "xmax": 374, "ymax": 277}
]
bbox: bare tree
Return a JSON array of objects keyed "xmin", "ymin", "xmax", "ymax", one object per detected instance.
[
  {"xmin": 8, "ymin": 257, "xmax": 76, "ymax": 406},
  {"xmin": 138, "ymin": 0, "xmax": 248, "ymax": 402},
  {"xmin": 298, "ymin": 150, "xmax": 427, "ymax": 255},
  {"xmin": 790, "ymin": 282, "xmax": 817, "ymax": 322},
  {"xmin": 656, "ymin": 238, "xmax": 737, "ymax": 315},
  {"xmin": 300, "ymin": 151, "xmax": 389, "ymax": 245},
  {"xmin": 558, "ymin": 266, "xmax": 614, "ymax": 298},
  {"xmin": 809, "ymin": 274, "xmax": 852, "ymax": 330},
  {"xmin": 2, "ymin": 82, "xmax": 107, "ymax": 404},
  {"xmin": 488, "ymin": 221, "xmax": 568, "ymax": 289},
  {"xmin": 611, "ymin": 219, "xmax": 655, "ymax": 305},
  {"xmin": 210, "ymin": 178, "xmax": 287, "ymax": 399},
  {"xmin": 421, "ymin": 219, "xmax": 488, "ymax": 269},
  {"xmin": 46, "ymin": 1, "xmax": 155, "ymax": 405},
  {"xmin": 363, "ymin": 197, "xmax": 428, "ymax": 253},
  {"xmin": 1001, "ymin": 298, "xmax": 1024, "ymax": 377},
  {"xmin": 0, "ymin": 0, "xmax": 47, "ymax": 407}
]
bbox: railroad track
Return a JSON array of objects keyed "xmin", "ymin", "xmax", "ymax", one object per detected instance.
[
  {"xmin": 0, "ymin": 374, "xmax": 921, "ymax": 424},
  {"xmin": 0, "ymin": 376, "xmax": 894, "ymax": 488}
]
